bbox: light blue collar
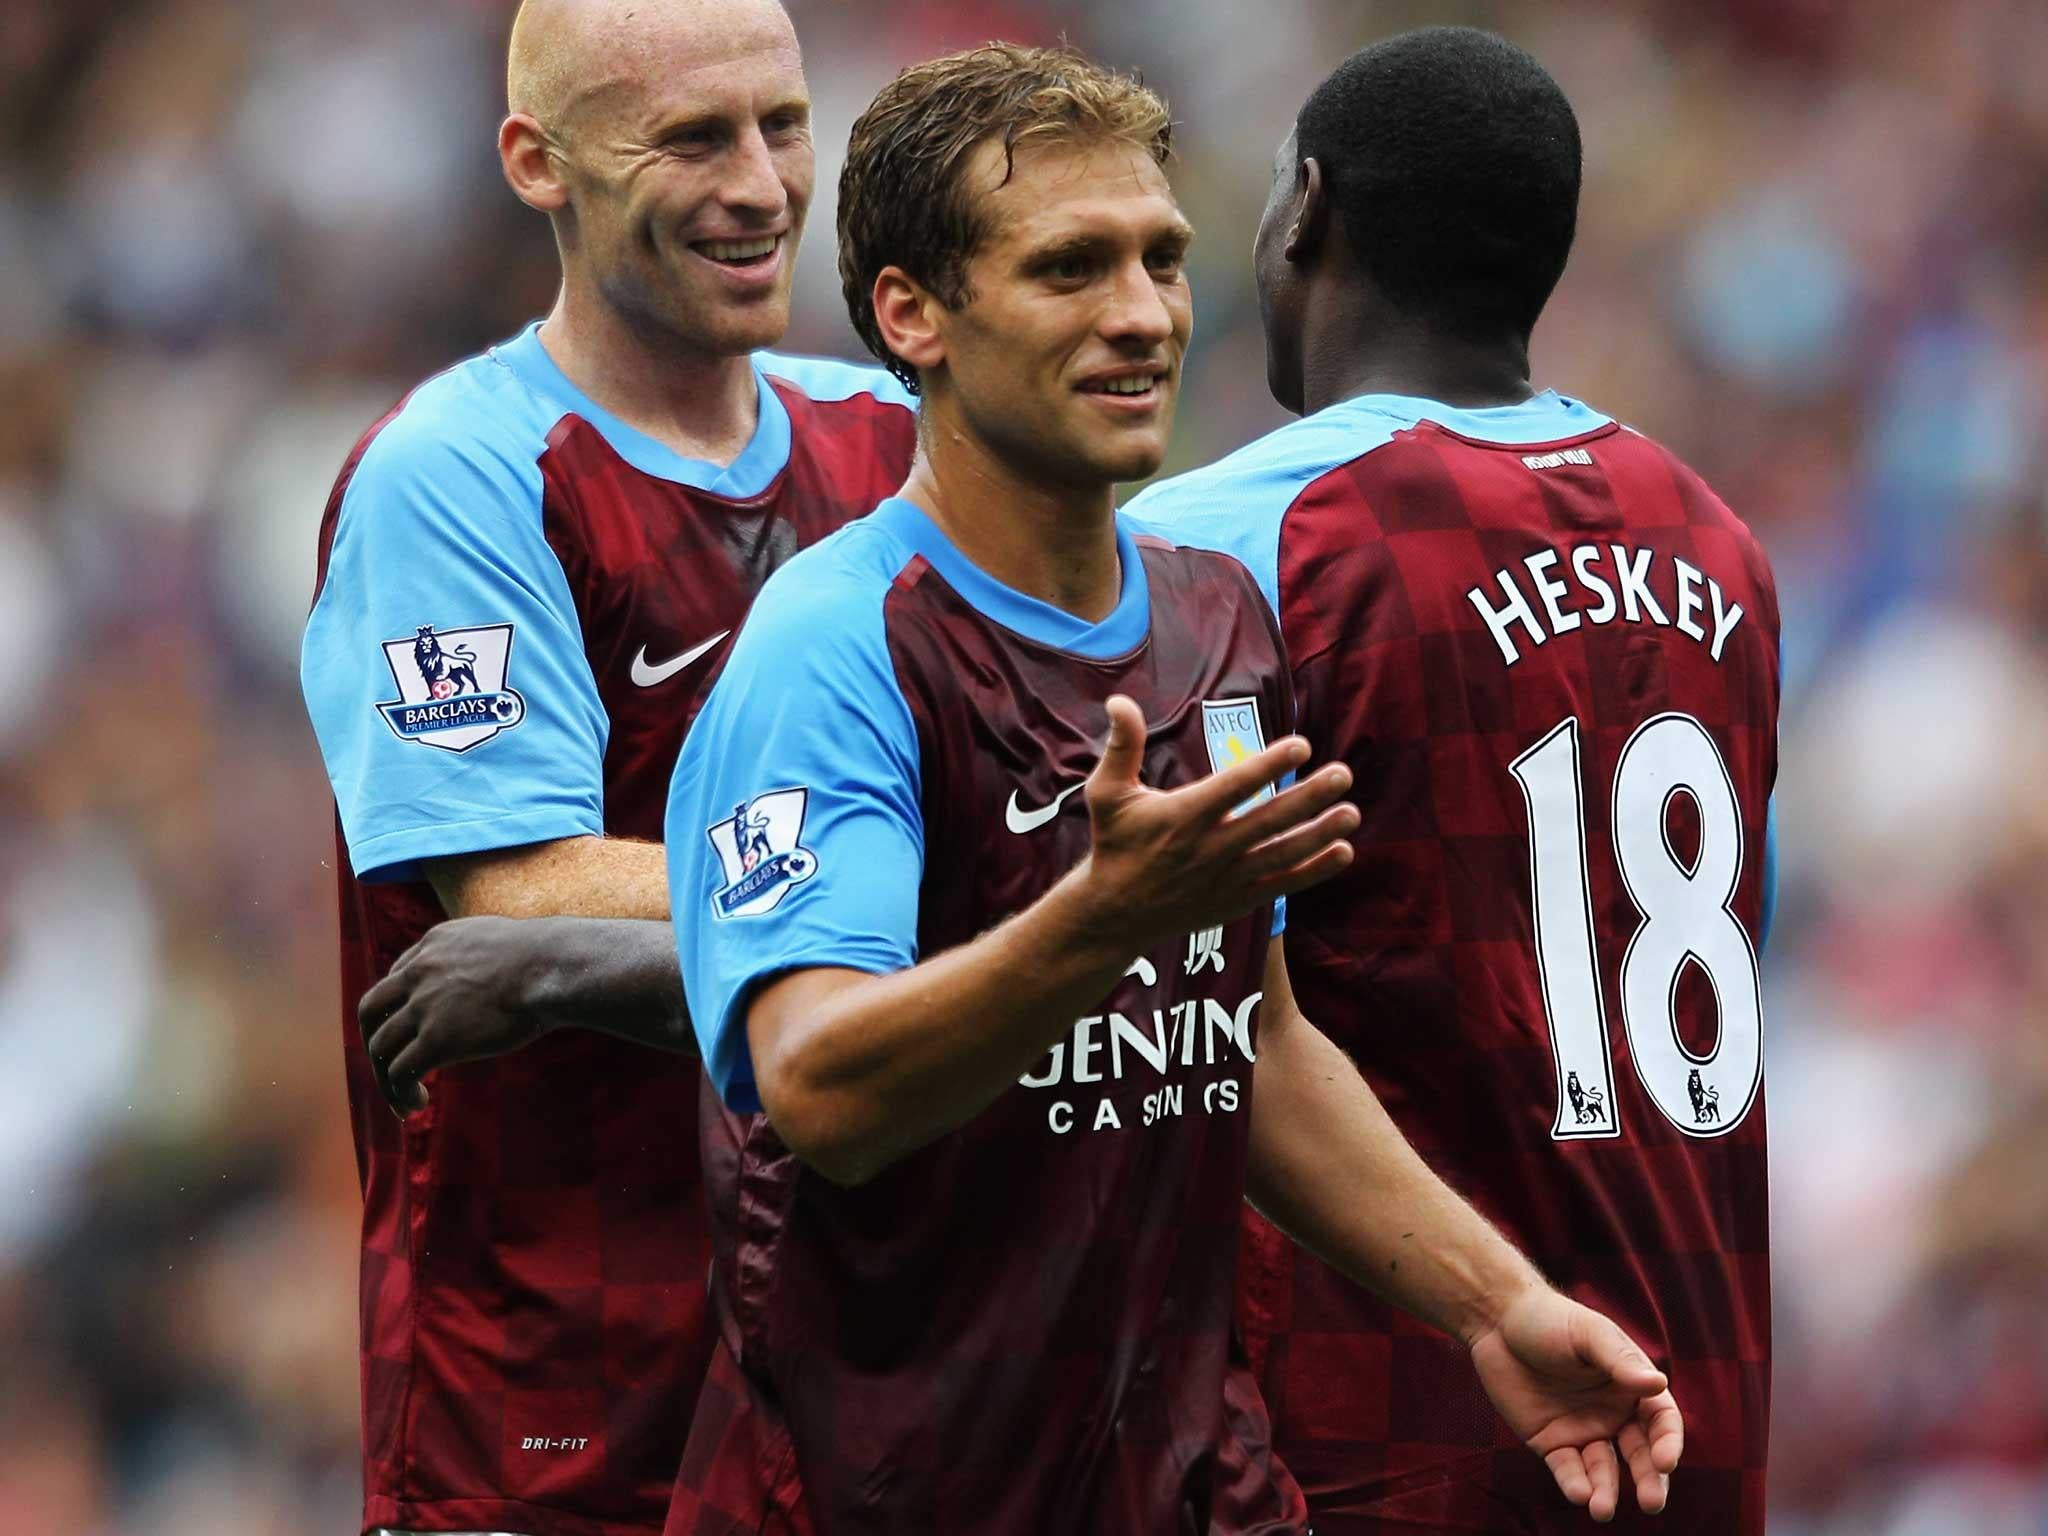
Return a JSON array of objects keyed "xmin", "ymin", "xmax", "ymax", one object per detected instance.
[
  {"xmin": 1336, "ymin": 388, "xmax": 1613, "ymax": 445},
  {"xmin": 870, "ymin": 497, "xmax": 1152, "ymax": 660},
  {"xmin": 494, "ymin": 321, "xmax": 792, "ymax": 497}
]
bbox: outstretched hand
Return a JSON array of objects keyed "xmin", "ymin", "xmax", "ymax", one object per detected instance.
[
  {"xmin": 1470, "ymin": 1286, "xmax": 1685, "ymax": 1522},
  {"xmin": 1076, "ymin": 694, "xmax": 1358, "ymax": 944}
]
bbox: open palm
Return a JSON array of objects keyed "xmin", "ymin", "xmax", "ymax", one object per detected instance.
[{"xmin": 1469, "ymin": 1287, "xmax": 1686, "ymax": 1523}]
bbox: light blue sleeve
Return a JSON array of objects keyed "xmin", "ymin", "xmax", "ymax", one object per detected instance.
[
  {"xmin": 666, "ymin": 541, "xmax": 924, "ymax": 1112},
  {"xmin": 300, "ymin": 401, "xmax": 608, "ymax": 883}
]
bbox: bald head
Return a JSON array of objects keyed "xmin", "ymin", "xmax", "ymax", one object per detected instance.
[
  {"xmin": 507, "ymin": 0, "xmax": 798, "ymax": 136},
  {"xmin": 498, "ymin": 0, "xmax": 814, "ymax": 365}
]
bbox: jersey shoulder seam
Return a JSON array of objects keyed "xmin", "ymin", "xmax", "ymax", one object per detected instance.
[
  {"xmin": 756, "ymin": 351, "xmax": 917, "ymax": 409},
  {"xmin": 340, "ymin": 355, "xmax": 554, "ymax": 533}
]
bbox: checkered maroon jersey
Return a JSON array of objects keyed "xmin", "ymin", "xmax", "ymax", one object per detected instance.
[
  {"xmin": 301, "ymin": 326, "xmax": 916, "ymax": 1536},
  {"xmin": 1128, "ymin": 391, "xmax": 1781, "ymax": 1536},
  {"xmin": 660, "ymin": 500, "xmax": 1307, "ymax": 1535}
]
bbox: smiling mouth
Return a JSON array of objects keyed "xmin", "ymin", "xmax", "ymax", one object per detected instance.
[
  {"xmin": 693, "ymin": 235, "xmax": 782, "ymax": 270},
  {"xmin": 1080, "ymin": 371, "xmax": 1169, "ymax": 400}
]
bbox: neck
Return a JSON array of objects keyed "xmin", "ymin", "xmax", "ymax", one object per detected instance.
[
  {"xmin": 535, "ymin": 266, "xmax": 760, "ymax": 465},
  {"xmin": 1299, "ymin": 288, "xmax": 1535, "ymax": 416},
  {"xmin": 897, "ymin": 401, "xmax": 1122, "ymax": 623}
]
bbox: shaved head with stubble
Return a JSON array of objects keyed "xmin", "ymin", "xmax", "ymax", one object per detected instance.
[{"xmin": 499, "ymin": 0, "xmax": 815, "ymax": 368}]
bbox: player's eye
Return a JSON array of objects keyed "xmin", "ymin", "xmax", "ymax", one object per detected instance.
[
  {"xmin": 762, "ymin": 111, "xmax": 808, "ymax": 140},
  {"xmin": 1039, "ymin": 252, "xmax": 1094, "ymax": 283},
  {"xmin": 665, "ymin": 125, "xmax": 723, "ymax": 154},
  {"xmin": 1146, "ymin": 248, "xmax": 1187, "ymax": 279}
]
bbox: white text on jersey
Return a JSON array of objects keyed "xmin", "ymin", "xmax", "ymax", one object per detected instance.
[
  {"xmin": 1521, "ymin": 447, "xmax": 1594, "ymax": 469},
  {"xmin": 1466, "ymin": 541, "xmax": 1745, "ymax": 667}
]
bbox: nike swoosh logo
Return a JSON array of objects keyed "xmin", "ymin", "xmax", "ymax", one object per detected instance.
[
  {"xmin": 1005, "ymin": 780, "xmax": 1084, "ymax": 835},
  {"xmin": 630, "ymin": 631, "xmax": 730, "ymax": 688}
]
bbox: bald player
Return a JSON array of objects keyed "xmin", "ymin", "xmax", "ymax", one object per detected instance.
[{"xmin": 298, "ymin": 1, "xmax": 915, "ymax": 1531}]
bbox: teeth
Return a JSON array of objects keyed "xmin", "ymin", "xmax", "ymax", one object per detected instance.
[
  {"xmin": 701, "ymin": 237, "xmax": 778, "ymax": 261},
  {"xmin": 1096, "ymin": 376, "xmax": 1157, "ymax": 394}
]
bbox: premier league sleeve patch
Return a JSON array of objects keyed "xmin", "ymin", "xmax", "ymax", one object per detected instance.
[
  {"xmin": 376, "ymin": 622, "xmax": 526, "ymax": 753},
  {"xmin": 1201, "ymin": 696, "xmax": 1276, "ymax": 815},
  {"xmin": 707, "ymin": 787, "xmax": 819, "ymax": 918}
]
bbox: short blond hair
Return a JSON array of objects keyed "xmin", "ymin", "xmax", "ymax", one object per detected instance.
[{"xmin": 837, "ymin": 43, "xmax": 1173, "ymax": 391}]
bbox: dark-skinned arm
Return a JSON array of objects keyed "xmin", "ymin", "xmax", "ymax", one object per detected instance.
[
  {"xmin": 354, "ymin": 832, "xmax": 674, "ymax": 1113},
  {"xmin": 360, "ymin": 914, "xmax": 690, "ymax": 1114}
]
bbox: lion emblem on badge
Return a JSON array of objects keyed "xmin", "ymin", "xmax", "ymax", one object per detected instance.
[
  {"xmin": 708, "ymin": 788, "xmax": 818, "ymax": 918},
  {"xmin": 1687, "ymin": 1068, "xmax": 1721, "ymax": 1124},
  {"xmin": 1566, "ymin": 1070, "xmax": 1607, "ymax": 1125},
  {"xmin": 377, "ymin": 621, "xmax": 524, "ymax": 753},
  {"xmin": 736, "ymin": 801, "xmax": 777, "ymax": 872},
  {"xmin": 414, "ymin": 625, "xmax": 481, "ymax": 700}
]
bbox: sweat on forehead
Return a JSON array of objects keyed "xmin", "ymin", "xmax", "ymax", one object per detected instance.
[{"xmin": 505, "ymin": 0, "xmax": 797, "ymax": 128}]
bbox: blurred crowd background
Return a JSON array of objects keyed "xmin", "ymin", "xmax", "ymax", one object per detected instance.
[{"xmin": 2, "ymin": 0, "xmax": 2045, "ymax": 1530}]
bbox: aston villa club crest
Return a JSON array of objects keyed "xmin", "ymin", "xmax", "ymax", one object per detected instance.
[
  {"xmin": 376, "ymin": 622, "xmax": 525, "ymax": 753},
  {"xmin": 1200, "ymin": 696, "xmax": 1275, "ymax": 814},
  {"xmin": 708, "ymin": 787, "xmax": 819, "ymax": 918}
]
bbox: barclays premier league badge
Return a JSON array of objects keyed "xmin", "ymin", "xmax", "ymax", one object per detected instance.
[
  {"xmin": 1200, "ymin": 696, "xmax": 1274, "ymax": 815},
  {"xmin": 376, "ymin": 622, "xmax": 526, "ymax": 753},
  {"xmin": 708, "ymin": 787, "xmax": 819, "ymax": 918}
]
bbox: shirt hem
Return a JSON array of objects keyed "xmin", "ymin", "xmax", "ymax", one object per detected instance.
[{"xmin": 365, "ymin": 1491, "xmax": 662, "ymax": 1536}]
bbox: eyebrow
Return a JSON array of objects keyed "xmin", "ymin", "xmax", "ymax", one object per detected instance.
[
  {"xmin": 1021, "ymin": 234, "xmax": 1105, "ymax": 267},
  {"xmin": 645, "ymin": 94, "xmax": 811, "ymax": 137},
  {"xmin": 1020, "ymin": 221, "xmax": 1194, "ymax": 266}
]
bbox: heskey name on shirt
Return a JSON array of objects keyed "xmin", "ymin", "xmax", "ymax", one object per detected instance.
[{"xmin": 1466, "ymin": 540, "xmax": 1745, "ymax": 667}]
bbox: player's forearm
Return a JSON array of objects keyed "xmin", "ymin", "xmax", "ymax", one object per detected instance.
[
  {"xmin": 1246, "ymin": 1002, "xmax": 1542, "ymax": 1346},
  {"xmin": 428, "ymin": 834, "xmax": 669, "ymax": 920},
  {"xmin": 522, "ymin": 917, "xmax": 692, "ymax": 1053},
  {"xmin": 750, "ymin": 869, "xmax": 1140, "ymax": 1185}
]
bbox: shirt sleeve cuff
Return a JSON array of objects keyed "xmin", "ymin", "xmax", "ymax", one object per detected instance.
[
  {"xmin": 347, "ymin": 807, "xmax": 605, "ymax": 883},
  {"xmin": 700, "ymin": 942, "xmax": 915, "ymax": 1113}
]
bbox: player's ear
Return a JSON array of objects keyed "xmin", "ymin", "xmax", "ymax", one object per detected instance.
[
  {"xmin": 501, "ymin": 113, "xmax": 570, "ymax": 213},
  {"xmin": 872, "ymin": 266, "xmax": 946, "ymax": 377},
  {"xmin": 1283, "ymin": 155, "xmax": 1330, "ymax": 264}
]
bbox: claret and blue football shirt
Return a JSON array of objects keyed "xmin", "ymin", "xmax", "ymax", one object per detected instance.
[
  {"xmin": 1128, "ymin": 389, "xmax": 1782, "ymax": 1535},
  {"xmin": 662, "ymin": 496, "xmax": 1310, "ymax": 1536},
  {"xmin": 300, "ymin": 323, "xmax": 915, "ymax": 1536}
]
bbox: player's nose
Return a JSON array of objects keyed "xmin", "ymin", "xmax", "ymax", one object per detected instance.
[
  {"xmin": 1099, "ymin": 253, "xmax": 1176, "ymax": 347},
  {"xmin": 721, "ymin": 123, "xmax": 792, "ymax": 216}
]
